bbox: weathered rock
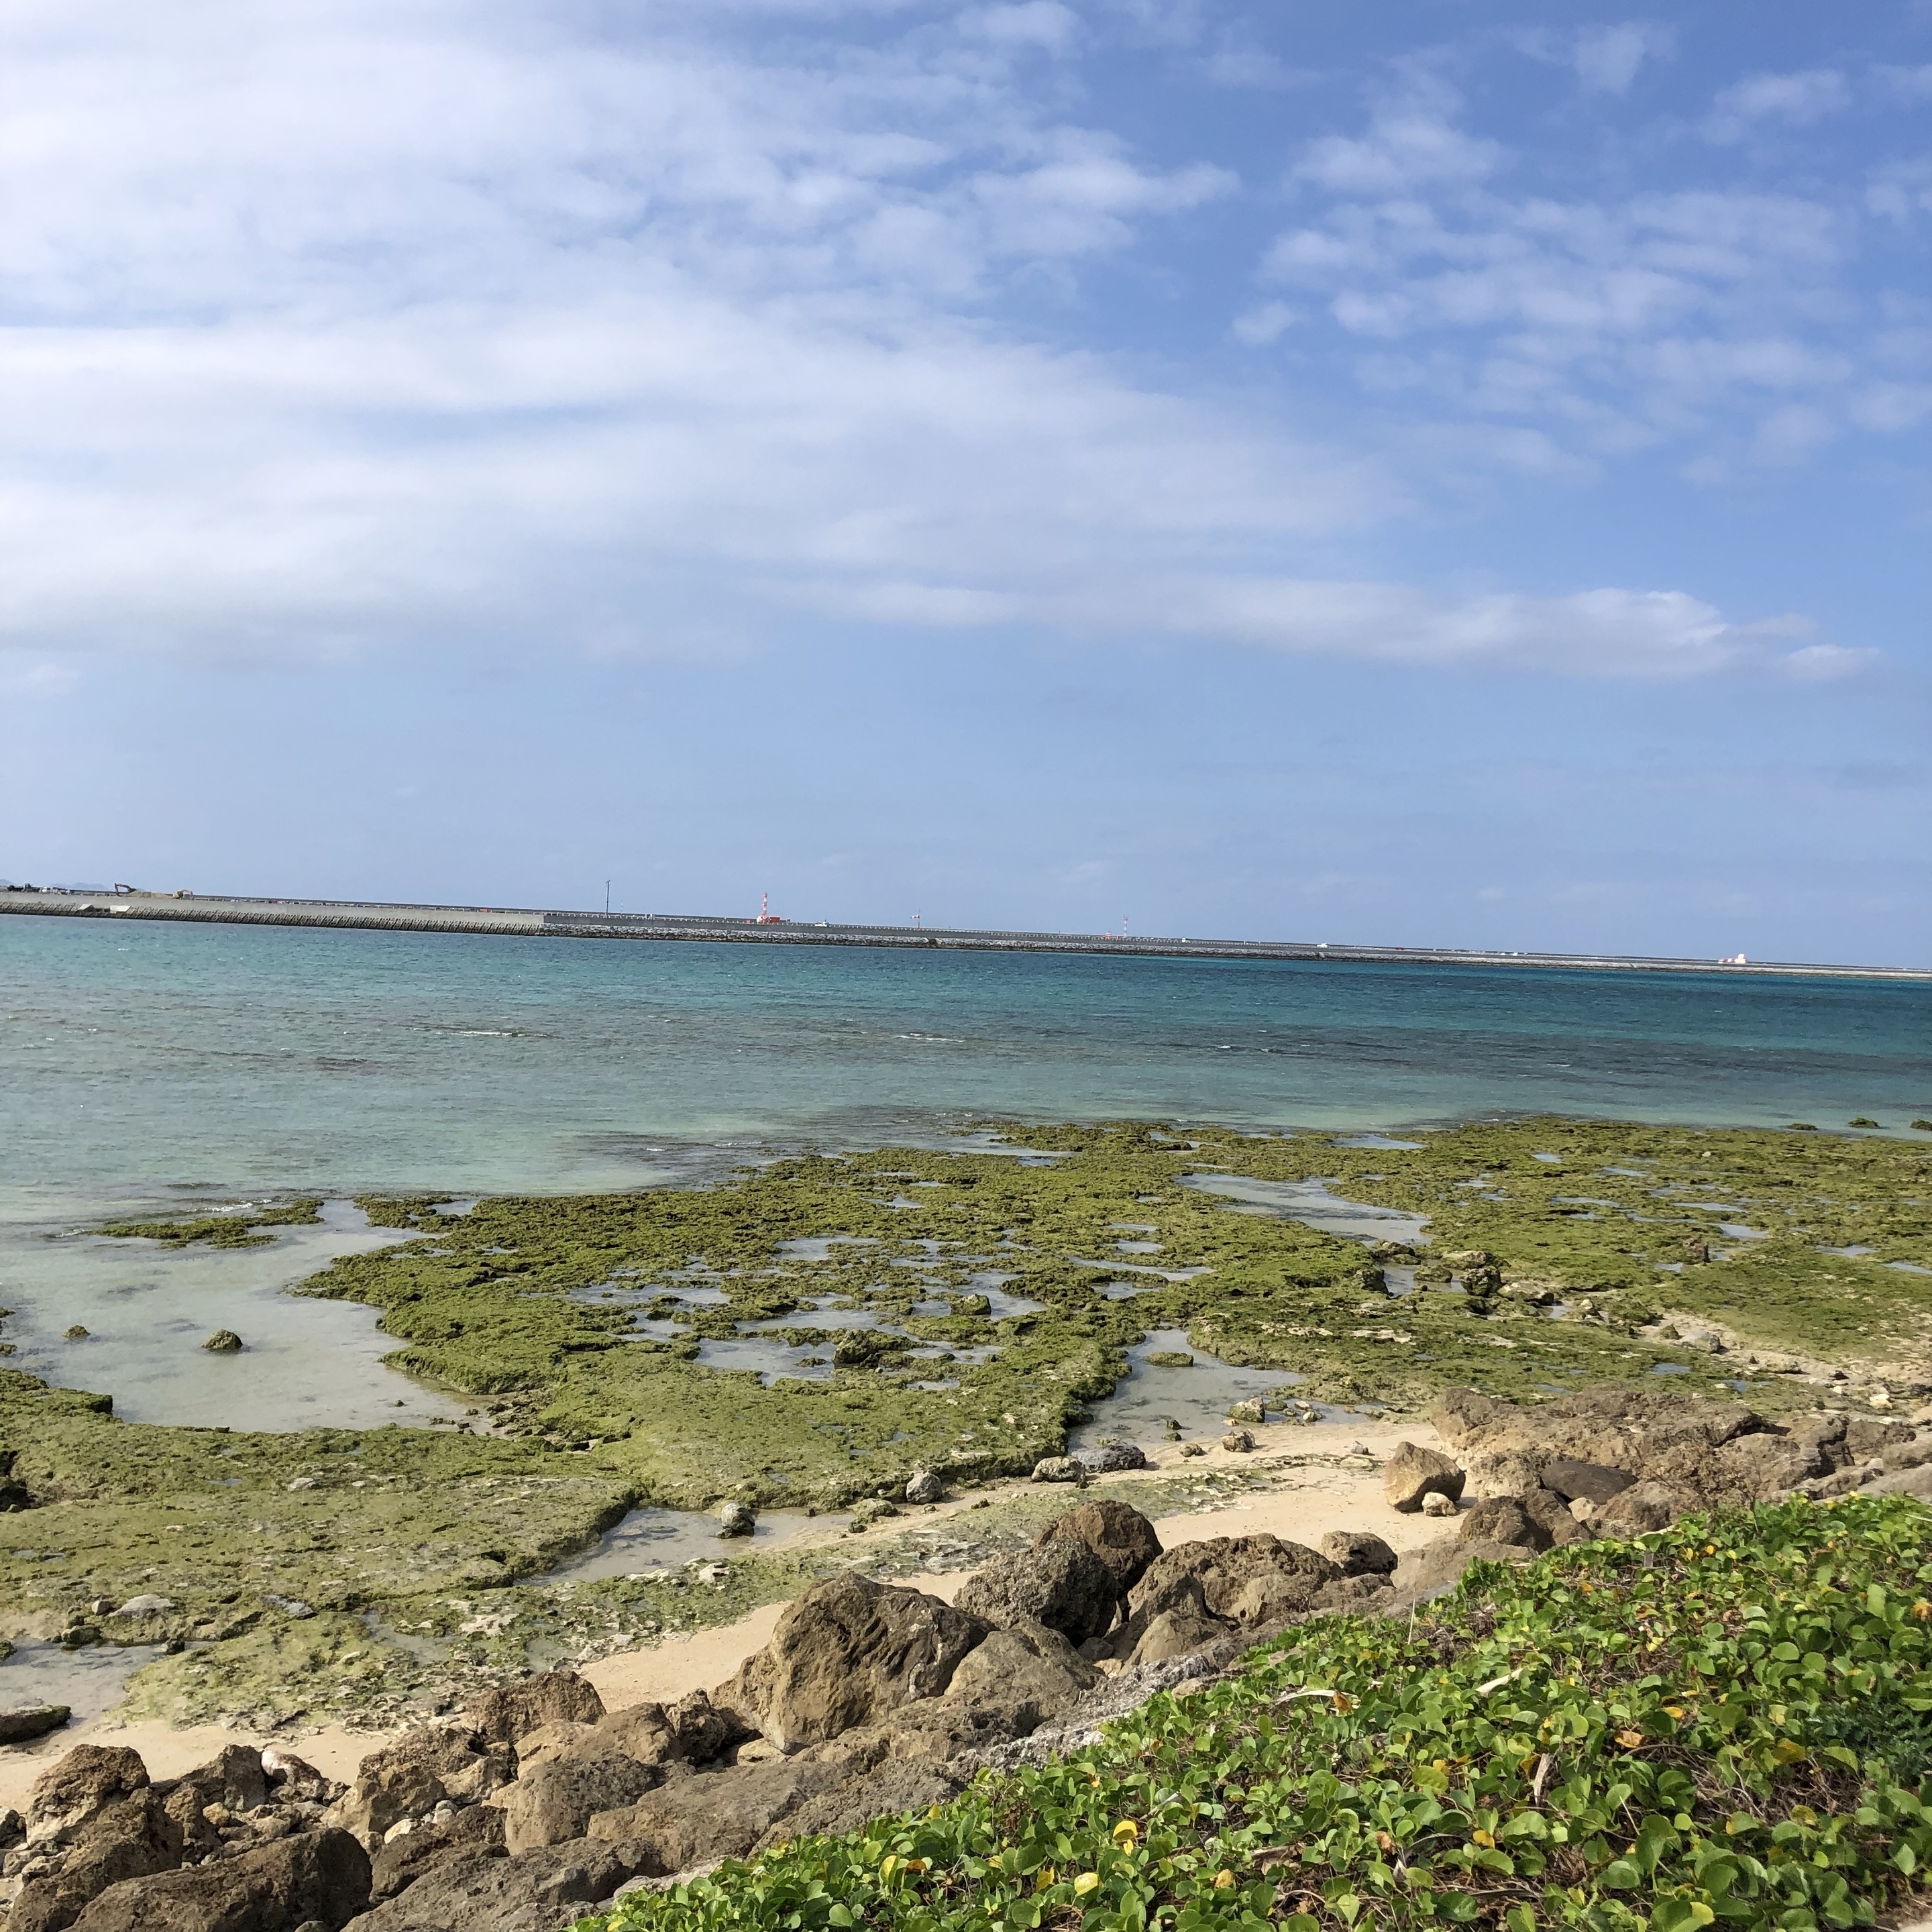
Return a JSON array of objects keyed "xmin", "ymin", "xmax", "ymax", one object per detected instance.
[
  {"xmin": 1420, "ymin": 1491, "xmax": 1457, "ymax": 1518},
  {"xmin": 1463, "ymin": 1449, "xmax": 1547, "ymax": 1499},
  {"xmin": 368, "ymin": 1801, "xmax": 503, "ymax": 1901},
  {"xmin": 12, "ymin": 1793, "xmax": 182, "ymax": 1932},
  {"xmin": 1540, "ymin": 1458, "xmax": 1635, "ymax": 1505},
  {"xmin": 955, "ymin": 1539, "xmax": 1119, "ymax": 1646},
  {"xmin": 326, "ymin": 1727, "xmax": 513, "ymax": 1846},
  {"xmin": 1129, "ymin": 1534, "xmax": 1338, "ymax": 1625},
  {"xmin": 111, "ymin": 1595, "xmax": 175, "ymax": 1619},
  {"xmin": 904, "ymin": 1470, "xmax": 945, "ymax": 1505},
  {"xmin": 944, "ymin": 1621, "xmax": 1097, "ymax": 1723},
  {"xmin": 714, "ymin": 1501, "xmax": 755, "ymax": 1538},
  {"xmin": 1318, "ymin": 1530, "xmax": 1397, "ymax": 1576},
  {"xmin": 1030, "ymin": 1456, "xmax": 1085, "ymax": 1485},
  {"xmin": 202, "ymin": 1331, "xmax": 243, "ymax": 1353},
  {"xmin": 71, "ymin": 1830, "xmax": 360, "ymax": 1931},
  {"xmin": 500, "ymin": 1754, "xmax": 663, "ymax": 1855},
  {"xmin": 0, "ymin": 1707, "xmax": 69, "ymax": 1746},
  {"xmin": 664, "ymin": 1689, "xmax": 755, "ymax": 1766},
  {"xmin": 1310, "ymin": 1573, "xmax": 1393, "ymax": 1611},
  {"xmin": 1220, "ymin": 1430, "xmax": 1255, "ymax": 1454},
  {"xmin": 168, "ymin": 1743, "xmax": 270, "ymax": 1817},
  {"xmin": 467, "ymin": 1670, "xmax": 606, "ymax": 1750},
  {"xmin": 354, "ymin": 1834, "xmax": 636, "ymax": 1932},
  {"xmin": 1593, "ymin": 1479, "xmax": 1684, "ymax": 1534},
  {"xmin": 1430, "ymin": 1387, "xmax": 1506, "ymax": 1446},
  {"xmin": 1034, "ymin": 1499, "xmax": 1162, "ymax": 1595},
  {"xmin": 28, "ymin": 1748, "xmax": 150, "ymax": 1840},
  {"xmin": 260, "ymin": 1753, "xmax": 341, "ymax": 1807},
  {"xmin": 1083, "ymin": 1443, "xmax": 1150, "ymax": 1473},
  {"xmin": 1458, "ymin": 1497, "xmax": 1547, "ymax": 1552},
  {"xmin": 1521, "ymin": 1487, "xmax": 1586, "ymax": 1547},
  {"xmin": 753, "ymin": 1757, "xmax": 964, "ymax": 1849},
  {"xmin": 1226, "ymin": 1400, "xmax": 1267, "ymax": 1426},
  {"xmin": 717, "ymin": 1574, "xmax": 988, "ymax": 1754},
  {"xmin": 1125, "ymin": 1610, "xmax": 1231, "ymax": 1667},
  {"xmin": 1383, "ymin": 1442, "xmax": 1465, "ymax": 1513},
  {"xmin": 586, "ymin": 1760, "xmax": 843, "ymax": 1874},
  {"xmin": 1389, "ymin": 1538, "xmax": 1534, "ymax": 1604}
]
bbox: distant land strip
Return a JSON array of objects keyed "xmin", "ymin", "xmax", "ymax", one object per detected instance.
[{"xmin": 4, "ymin": 885, "xmax": 1928, "ymax": 981}]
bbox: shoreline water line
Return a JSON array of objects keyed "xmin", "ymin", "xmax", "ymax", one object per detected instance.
[{"xmin": 3, "ymin": 888, "xmax": 1926, "ymax": 979}]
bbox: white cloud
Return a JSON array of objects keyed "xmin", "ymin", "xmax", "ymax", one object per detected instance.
[
  {"xmin": 1572, "ymin": 23, "xmax": 1674, "ymax": 95},
  {"xmin": 1291, "ymin": 74, "xmax": 1506, "ymax": 195},
  {"xmin": 1704, "ymin": 69, "xmax": 1850, "ymax": 144}
]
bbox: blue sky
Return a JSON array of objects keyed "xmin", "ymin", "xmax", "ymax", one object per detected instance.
[{"xmin": 2, "ymin": 1, "xmax": 1927, "ymax": 962}]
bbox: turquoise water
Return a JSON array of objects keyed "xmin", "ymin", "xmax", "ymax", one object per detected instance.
[
  {"xmin": 1, "ymin": 914, "xmax": 1926, "ymax": 1430},
  {"xmin": 5, "ymin": 914, "xmax": 1928, "ymax": 1219}
]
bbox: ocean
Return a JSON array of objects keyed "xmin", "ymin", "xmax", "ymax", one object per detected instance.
[{"xmin": 0, "ymin": 910, "xmax": 1927, "ymax": 1428}]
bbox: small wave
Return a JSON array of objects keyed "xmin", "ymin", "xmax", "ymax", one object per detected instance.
[{"xmin": 451, "ymin": 1029, "xmax": 518, "ymax": 1038}]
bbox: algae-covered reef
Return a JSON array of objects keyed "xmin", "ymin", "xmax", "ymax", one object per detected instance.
[
  {"xmin": 584, "ymin": 1492, "xmax": 1932, "ymax": 1932},
  {"xmin": 303, "ymin": 1118, "xmax": 1932, "ymax": 1491},
  {"xmin": 15, "ymin": 1116, "xmax": 1925, "ymax": 1731}
]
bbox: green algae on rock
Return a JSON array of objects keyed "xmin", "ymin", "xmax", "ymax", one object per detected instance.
[{"xmin": 98, "ymin": 1199, "xmax": 325, "ymax": 1249}]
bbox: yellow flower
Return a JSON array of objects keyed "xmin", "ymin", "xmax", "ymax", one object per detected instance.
[
  {"xmin": 1213, "ymin": 1870, "xmax": 1236, "ymax": 1889},
  {"xmin": 1617, "ymin": 1730, "xmax": 1646, "ymax": 1750},
  {"xmin": 1472, "ymin": 1830, "xmax": 1495, "ymax": 1849},
  {"xmin": 1074, "ymin": 1873, "xmax": 1102, "ymax": 1896},
  {"xmin": 1913, "ymin": 1601, "xmax": 1931, "ymax": 1621}
]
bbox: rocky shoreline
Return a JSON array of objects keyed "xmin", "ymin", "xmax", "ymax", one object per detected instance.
[{"xmin": 3, "ymin": 1381, "xmax": 1926, "ymax": 1932}]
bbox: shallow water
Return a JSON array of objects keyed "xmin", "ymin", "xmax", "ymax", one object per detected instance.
[
  {"xmin": 535, "ymin": 1505, "xmax": 833, "ymax": 1581},
  {"xmin": 1069, "ymin": 1328, "xmax": 1344, "ymax": 1453},
  {"xmin": 0, "ymin": 1640, "xmax": 166, "ymax": 1726},
  {"xmin": 0, "ymin": 1201, "xmax": 465, "ymax": 1431},
  {"xmin": 1180, "ymin": 1173, "xmax": 1431, "ymax": 1246}
]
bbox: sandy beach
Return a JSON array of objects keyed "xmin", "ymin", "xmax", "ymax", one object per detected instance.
[{"xmin": 0, "ymin": 1419, "xmax": 1442, "ymax": 1809}]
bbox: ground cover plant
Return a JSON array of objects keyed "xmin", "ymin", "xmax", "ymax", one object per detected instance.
[{"xmin": 583, "ymin": 1493, "xmax": 1932, "ymax": 1932}]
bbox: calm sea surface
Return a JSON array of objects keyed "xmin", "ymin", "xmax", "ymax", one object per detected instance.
[
  {"xmin": 1, "ymin": 914, "xmax": 1927, "ymax": 1429},
  {"xmin": 6, "ymin": 914, "xmax": 1928, "ymax": 1216}
]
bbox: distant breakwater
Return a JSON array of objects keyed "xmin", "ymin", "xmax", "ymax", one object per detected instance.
[{"xmin": 2, "ymin": 888, "xmax": 1926, "ymax": 980}]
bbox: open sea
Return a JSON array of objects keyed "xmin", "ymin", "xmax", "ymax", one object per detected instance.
[{"xmin": 1, "ymin": 914, "xmax": 1927, "ymax": 1430}]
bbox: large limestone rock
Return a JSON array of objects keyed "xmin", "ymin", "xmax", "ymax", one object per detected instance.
[
  {"xmin": 943, "ymin": 1620, "xmax": 1097, "ymax": 1723},
  {"xmin": 27, "ymin": 1748, "xmax": 150, "ymax": 1841},
  {"xmin": 326, "ymin": 1727, "xmax": 513, "ymax": 1845},
  {"xmin": 955, "ymin": 1538, "xmax": 1120, "ymax": 1645},
  {"xmin": 339, "ymin": 1836, "xmax": 643, "ymax": 1932},
  {"xmin": 1389, "ymin": 1538, "xmax": 1534, "ymax": 1604},
  {"xmin": 1383, "ymin": 1442, "xmax": 1466, "ymax": 1513},
  {"xmin": 1034, "ymin": 1499, "xmax": 1162, "ymax": 1595},
  {"xmin": 1124, "ymin": 1609, "xmax": 1230, "ymax": 1668},
  {"xmin": 1458, "ymin": 1489, "xmax": 1585, "ymax": 1554},
  {"xmin": 69, "ymin": 1827, "xmax": 370, "ymax": 1932},
  {"xmin": 368, "ymin": 1803, "xmax": 503, "ymax": 1903},
  {"xmin": 499, "ymin": 1754, "xmax": 663, "ymax": 1856},
  {"xmin": 716, "ymin": 1574, "xmax": 988, "ymax": 1754},
  {"xmin": 11, "ymin": 1793, "xmax": 182, "ymax": 1932},
  {"xmin": 1129, "ymin": 1535, "xmax": 1339, "ymax": 1625},
  {"xmin": 586, "ymin": 1760, "xmax": 844, "ymax": 1875},
  {"xmin": 1540, "ymin": 1458, "xmax": 1636, "ymax": 1506},
  {"xmin": 466, "ymin": 1670, "xmax": 605, "ymax": 1749},
  {"xmin": 1319, "ymin": 1530, "xmax": 1397, "ymax": 1576}
]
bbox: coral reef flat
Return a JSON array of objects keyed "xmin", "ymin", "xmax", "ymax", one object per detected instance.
[{"xmin": 0, "ymin": 1118, "xmax": 1924, "ymax": 1743}]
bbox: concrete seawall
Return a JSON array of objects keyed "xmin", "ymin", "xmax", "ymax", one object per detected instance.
[{"xmin": 3, "ymin": 890, "xmax": 1927, "ymax": 979}]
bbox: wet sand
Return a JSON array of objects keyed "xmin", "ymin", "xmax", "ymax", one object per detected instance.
[{"xmin": 0, "ymin": 1419, "xmax": 1442, "ymax": 1808}]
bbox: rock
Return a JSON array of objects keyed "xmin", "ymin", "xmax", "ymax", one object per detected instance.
[
  {"xmin": 1126, "ymin": 1611, "xmax": 1231, "ymax": 1667},
  {"xmin": 1318, "ymin": 1530, "xmax": 1397, "ymax": 1576},
  {"xmin": 111, "ymin": 1595, "xmax": 176, "ymax": 1619},
  {"xmin": 12, "ymin": 1792, "xmax": 183, "ymax": 1932},
  {"xmin": 1420, "ymin": 1491, "xmax": 1457, "ymax": 1517},
  {"xmin": 1683, "ymin": 1236, "xmax": 1709, "ymax": 1265},
  {"xmin": 943, "ymin": 1621, "xmax": 1097, "ymax": 1723},
  {"xmin": 1430, "ymin": 1388, "xmax": 1506, "ymax": 1446},
  {"xmin": 260, "ymin": 1754, "xmax": 341, "ymax": 1807},
  {"xmin": 663, "ymin": 1690, "xmax": 755, "ymax": 1767},
  {"xmin": 1593, "ymin": 1479, "xmax": 1684, "ymax": 1534},
  {"xmin": 1310, "ymin": 1573, "xmax": 1393, "ymax": 1611},
  {"xmin": 70, "ymin": 1828, "xmax": 369, "ymax": 1932},
  {"xmin": 955, "ymin": 1539, "xmax": 1119, "ymax": 1646},
  {"xmin": 904, "ymin": 1470, "xmax": 945, "ymax": 1505},
  {"xmin": 500, "ymin": 1754, "xmax": 662, "ymax": 1855},
  {"xmin": 1179, "ymin": 1442, "xmax": 1206, "ymax": 1458},
  {"xmin": 1030, "ymin": 1456, "xmax": 1085, "ymax": 1485},
  {"xmin": 1383, "ymin": 1442, "xmax": 1466, "ymax": 1512},
  {"xmin": 716, "ymin": 1575, "xmax": 988, "ymax": 1754},
  {"xmin": 168, "ymin": 1743, "xmax": 270, "ymax": 1816},
  {"xmin": 1083, "ymin": 1443, "xmax": 1149, "ymax": 1473},
  {"xmin": 0, "ymin": 1707, "xmax": 70, "ymax": 1746},
  {"xmin": 466, "ymin": 1671, "xmax": 605, "ymax": 1749},
  {"xmin": 1540, "ymin": 1458, "xmax": 1636, "ymax": 1506},
  {"xmin": 1220, "ymin": 1430, "xmax": 1255, "ymax": 1454},
  {"xmin": 1458, "ymin": 1497, "xmax": 1546, "ymax": 1551},
  {"xmin": 369, "ymin": 1801, "xmax": 502, "ymax": 1901},
  {"xmin": 327, "ymin": 1727, "xmax": 513, "ymax": 1845},
  {"xmin": 28, "ymin": 1747, "xmax": 150, "ymax": 1839},
  {"xmin": 586, "ymin": 1759, "xmax": 843, "ymax": 1876},
  {"xmin": 341, "ymin": 1834, "xmax": 643, "ymax": 1932},
  {"xmin": 714, "ymin": 1501, "xmax": 755, "ymax": 1538},
  {"xmin": 1226, "ymin": 1399, "xmax": 1267, "ymax": 1426},
  {"xmin": 1129, "ymin": 1534, "xmax": 1338, "ymax": 1627},
  {"xmin": 1568, "ymin": 1497, "xmax": 1597, "ymax": 1524},
  {"xmin": 202, "ymin": 1331, "xmax": 243, "ymax": 1353},
  {"xmin": 1033, "ymin": 1499, "xmax": 1162, "ymax": 1595},
  {"xmin": 1389, "ymin": 1538, "xmax": 1534, "ymax": 1604},
  {"xmin": 1520, "ymin": 1487, "xmax": 1586, "ymax": 1546},
  {"xmin": 1462, "ymin": 1449, "xmax": 1546, "ymax": 1499}
]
